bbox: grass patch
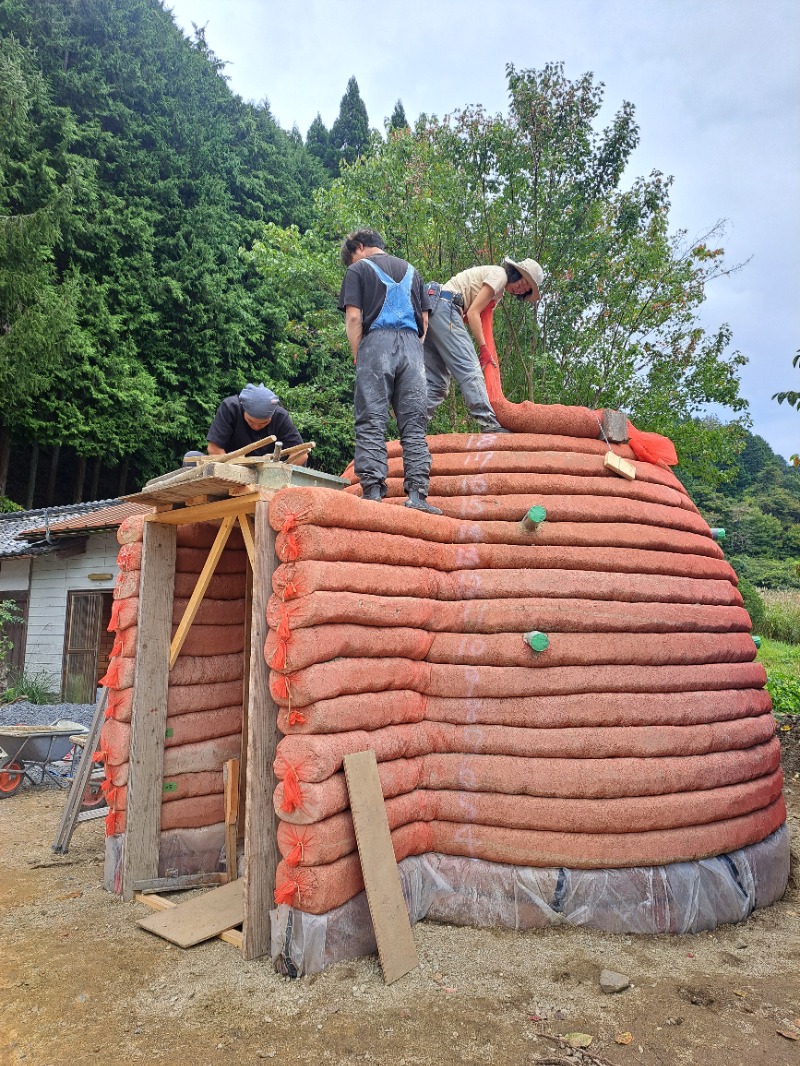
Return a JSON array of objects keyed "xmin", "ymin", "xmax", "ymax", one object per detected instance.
[
  {"xmin": 757, "ymin": 637, "xmax": 800, "ymax": 715},
  {"xmin": 759, "ymin": 588, "xmax": 800, "ymax": 645}
]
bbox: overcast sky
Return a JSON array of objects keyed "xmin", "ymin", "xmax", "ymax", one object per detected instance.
[{"xmin": 166, "ymin": 0, "xmax": 800, "ymax": 462}]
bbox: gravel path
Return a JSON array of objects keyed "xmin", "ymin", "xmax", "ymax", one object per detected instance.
[{"xmin": 0, "ymin": 699, "xmax": 97, "ymax": 729}]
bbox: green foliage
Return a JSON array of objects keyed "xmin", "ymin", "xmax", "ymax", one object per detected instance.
[
  {"xmin": 760, "ymin": 589, "xmax": 800, "ymax": 645},
  {"xmin": 0, "ymin": 598, "xmax": 23, "ymax": 691},
  {"xmin": 0, "ymin": 0, "xmax": 327, "ymax": 489},
  {"xmin": 316, "ymin": 62, "xmax": 748, "ymax": 468},
  {"xmin": 330, "ymin": 77, "xmax": 370, "ymax": 170},
  {"xmin": 1, "ymin": 668, "xmax": 59, "ymax": 704},
  {"xmin": 757, "ymin": 640, "xmax": 800, "ymax": 715},
  {"xmin": 736, "ymin": 576, "xmax": 765, "ymax": 631},
  {"xmin": 0, "ymin": 497, "xmax": 23, "ymax": 513},
  {"xmin": 729, "ymin": 555, "xmax": 800, "ymax": 590},
  {"xmin": 388, "ymin": 100, "xmax": 408, "ymax": 131},
  {"xmin": 243, "ymin": 223, "xmax": 355, "ymax": 475},
  {"xmin": 772, "ymin": 350, "xmax": 800, "ymax": 411}
]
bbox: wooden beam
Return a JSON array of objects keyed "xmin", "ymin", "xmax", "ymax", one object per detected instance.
[
  {"xmin": 238, "ymin": 512, "xmax": 256, "ymax": 569},
  {"xmin": 223, "ymin": 758, "xmax": 240, "ymax": 882},
  {"xmin": 133, "ymin": 873, "xmax": 226, "ymax": 893},
  {"xmin": 122, "ymin": 521, "xmax": 176, "ymax": 901},
  {"xmin": 169, "ymin": 514, "xmax": 236, "ymax": 668},
  {"xmin": 238, "ymin": 562, "xmax": 252, "ymax": 838},
  {"xmin": 242, "ymin": 499, "xmax": 280, "ymax": 961},
  {"xmin": 145, "ymin": 491, "xmax": 262, "ymax": 526},
  {"xmin": 344, "ymin": 750, "xmax": 419, "ymax": 985}
]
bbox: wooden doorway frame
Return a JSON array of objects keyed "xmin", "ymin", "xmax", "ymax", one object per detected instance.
[{"xmin": 120, "ymin": 491, "xmax": 278, "ymax": 962}]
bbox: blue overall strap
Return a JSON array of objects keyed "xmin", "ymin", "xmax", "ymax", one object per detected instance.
[{"xmin": 363, "ymin": 258, "xmax": 418, "ymax": 332}]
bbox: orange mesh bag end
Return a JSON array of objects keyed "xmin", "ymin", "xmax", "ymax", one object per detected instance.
[
  {"xmin": 627, "ymin": 422, "xmax": 679, "ymax": 467},
  {"xmin": 274, "ymin": 879, "xmax": 300, "ymax": 906},
  {"xmin": 280, "ymin": 765, "xmax": 304, "ymax": 813}
]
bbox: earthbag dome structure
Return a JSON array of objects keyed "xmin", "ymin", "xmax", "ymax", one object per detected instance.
[{"xmin": 99, "ymin": 384, "xmax": 789, "ymax": 977}]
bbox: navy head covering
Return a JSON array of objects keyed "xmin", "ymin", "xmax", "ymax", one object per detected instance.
[{"xmin": 239, "ymin": 382, "xmax": 280, "ymax": 419}]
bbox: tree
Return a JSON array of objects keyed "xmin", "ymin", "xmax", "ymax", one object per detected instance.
[
  {"xmin": 306, "ymin": 113, "xmax": 333, "ymax": 175},
  {"xmin": 329, "ymin": 76, "xmax": 370, "ymax": 169},
  {"xmin": 242, "ymin": 223, "xmax": 355, "ymax": 475},
  {"xmin": 773, "ymin": 350, "xmax": 800, "ymax": 411},
  {"xmin": 316, "ymin": 62, "xmax": 749, "ymax": 475},
  {"xmin": 0, "ymin": 0, "xmax": 328, "ymax": 494},
  {"xmin": 388, "ymin": 99, "xmax": 408, "ymax": 131},
  {"xmin": 0, "ymin": 34, "xmax": 83, "ymax": 490}
]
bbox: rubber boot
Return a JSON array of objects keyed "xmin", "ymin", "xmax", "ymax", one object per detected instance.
[
  {"xmin": 404, "ymin": 488, "xmax": 442, "ymax": 515},
  {"xmin": 361, "ymin": 483, "xmax": 383, "ymax": 502}
]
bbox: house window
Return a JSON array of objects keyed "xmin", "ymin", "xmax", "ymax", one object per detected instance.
[{"xmin": 62, "ymin": 591, "xmax": 113, "ymax": 704}]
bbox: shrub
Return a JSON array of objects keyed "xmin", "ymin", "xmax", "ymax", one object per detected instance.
[
  {"xmin": 767, "ymin": 671, "xmax": 800, "ymax": 715},
  {"xmin": 736, "ymin": 576, "xmax": 765, "ymax": 631},
  {"xmin": 760, "ymin": 589, "xmax": 800, "ymax": 645},
  {"xmin": 1, "ymin": 669, "xmax": 59, "ymax": 705},
  {"xmin": 729, "ymin": 554, "xmax": 800, "ymax": 589}
]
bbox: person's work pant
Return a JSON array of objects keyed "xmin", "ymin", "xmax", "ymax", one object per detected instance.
[
  {"xmin": 354, "ymin": 328, "xmax": 432, "ymax": 496},
  {"xmin": 424, "ymin": 298, "xmax": 502, "ymax": 431}
]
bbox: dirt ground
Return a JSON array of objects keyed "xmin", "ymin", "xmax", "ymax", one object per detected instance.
[{"xmin": 1, "ymin": 725, "xmax": 798, "ymax": 1066}]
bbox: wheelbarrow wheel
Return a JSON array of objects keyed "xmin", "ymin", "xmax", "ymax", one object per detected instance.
[
  {"xmin": 80, "ymin": 781, "xmax": 106, "ymax": 812},
  {"xmin": 0, "ymin": 760, "xmax": 24, "ymax": 797}
]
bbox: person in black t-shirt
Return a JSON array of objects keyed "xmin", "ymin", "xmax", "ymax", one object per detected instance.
[
  {"xmin": 206, "ymin": 383, "xmax": 305, "ymax": 463},
  {"xmin": 338, "ymin": 228, "xmax": 440, "ymax": 514}
]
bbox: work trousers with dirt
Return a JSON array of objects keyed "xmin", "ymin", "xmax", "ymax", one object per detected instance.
[
  {"xmin": 424, "ymin": 294, "xmax": 503, "ymax": 432},
  {"xmin": 354, "ymin": 327, "xmax": 432, "ymax": 496}
]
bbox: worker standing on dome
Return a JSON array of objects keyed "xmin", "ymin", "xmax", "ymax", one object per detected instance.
[
  {"xmin": 424, "ymin": 258, "xmax": 543, "ymax": 432},
  {"xmin": 339, "ymin": 228, "xmax": 441, "ymax": 515}
]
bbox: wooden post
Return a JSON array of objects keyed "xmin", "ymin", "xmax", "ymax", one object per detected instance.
[
  {"xmin": 223, "ymin": 758, "xmax": 240, "ymax": 882},
  {"xmin": 242, "ymin": 498, "xmax": 280, "ymax": 961},
  {"xmin": 121, "ymin": 521, "xmax": 177, "ymax": 901},
  {"xmin": 239, "ymin": 562, "xmax": 252, "ymax": 837}
]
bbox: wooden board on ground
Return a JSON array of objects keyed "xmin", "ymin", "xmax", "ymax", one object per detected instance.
[
  {"xmin": 136, "ymin": 878, "xmax": 244, "ymax": 948},
  {"xmin": 343, "ymin": 750, "xmax": 419, "ymax": 985},
  {"xmin": 135, "ymin": 892, "xmax": 242, "ymax": 949}
]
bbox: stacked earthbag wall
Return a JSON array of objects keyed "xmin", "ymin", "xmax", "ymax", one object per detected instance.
[
  {"xmin": 102, "ymin": 513, "xmax": 247, "ymax": 892},
  {"xmin": 267, "ymin": 423, "xmax": 789, "ymax": 974}
]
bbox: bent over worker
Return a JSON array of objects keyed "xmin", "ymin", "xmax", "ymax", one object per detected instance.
[
  {"xmin": 206, "ymin": 382, "xmax": 306, "ymax": 464},
  {"xmin": 338, "ymin": 228, "xmax": 441, "ymax": 515},
  {"xmin": 424, "ymin": 257, "xmax": 544, "ymax": 431}
]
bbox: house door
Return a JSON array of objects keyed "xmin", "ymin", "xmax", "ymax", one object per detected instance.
[
  {"xmin": 62, "ymin": 591, "xmax": 113, "ymax": 704},
  {"xmin": 0, "ymin": 591, "xmax": 28, "ymax": 679}
]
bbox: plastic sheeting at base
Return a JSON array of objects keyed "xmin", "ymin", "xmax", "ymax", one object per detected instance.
[
  {"xmin": 104, "ymin": 824, "xmax": 226, "ymax": 894},
  {"xmin": 271, "ymin": 825, "xmax": 790, "ymax": 976}
]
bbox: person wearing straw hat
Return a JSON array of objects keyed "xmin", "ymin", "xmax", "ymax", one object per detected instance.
[
  {"xmin": 206, "ymin": 382, "xmax": 306, "ymax": 463},
  {"xmin": 424, "ymin": 257, "xmax": 544, "ymax": 432}
]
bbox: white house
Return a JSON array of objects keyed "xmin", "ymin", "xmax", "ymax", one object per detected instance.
[{"xmin": 0, "ymin": 500, "xmax": 147, "ymax": 702}]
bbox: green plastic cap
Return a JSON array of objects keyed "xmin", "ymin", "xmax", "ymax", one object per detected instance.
[
  {"xmin": 710, "ymin": 527, "xmax": 726, "ymax": 540},
  {"xmin": 527, "ymin": 505, "xmax": 547, "ymax": 524},
  {"xmin": 752, "ymin": 634, "xmax": 762, "ymax": 648},
  {"xmin": 524, "ymin": 630, "xmax": 550, "ymax": 652}
]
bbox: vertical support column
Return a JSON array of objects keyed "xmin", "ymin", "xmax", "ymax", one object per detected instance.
[
  {"xmin": 242, "ymin": 498, "xmax": 280, "ymax": 961},
  {"xmin": 121, "ymin": 521, "xmax": 176, "ymax": 901}
]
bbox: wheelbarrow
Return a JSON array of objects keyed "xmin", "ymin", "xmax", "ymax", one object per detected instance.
[{"xmin": 0, "ymin": 723, "xmax": 104, "ymax": 806}]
